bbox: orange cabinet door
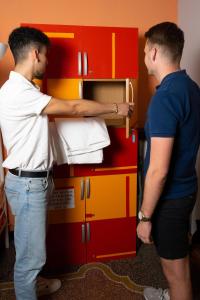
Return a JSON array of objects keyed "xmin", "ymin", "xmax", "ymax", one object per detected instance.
[
  {"xmin": 48, "ymin": 177, "xmax": 85, "ymax": 224},
  {"xmin": 85, "ymin": 173, "xmax": 137, "ymax": 221}
]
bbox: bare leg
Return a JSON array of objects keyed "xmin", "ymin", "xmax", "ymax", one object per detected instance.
[{"xmin": 160, "ymin": 256, "xmax": 192, "ymax": 300}]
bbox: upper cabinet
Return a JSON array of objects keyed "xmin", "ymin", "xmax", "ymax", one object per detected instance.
[
  {"xmin": 114, "ymin": 27, "xmax": 138, "ymax": 79},
  {"xmin": 78, "ymin": 26, "xmax": 112, "ymax": 78},
  {"xmin": 22, "ymin": 24, "xmax": 138, "ymax": 79}
]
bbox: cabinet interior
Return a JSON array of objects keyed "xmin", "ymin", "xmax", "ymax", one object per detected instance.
[{"xmin": 82, "ymin": 80, "xmax": 126, "ymax": 126}]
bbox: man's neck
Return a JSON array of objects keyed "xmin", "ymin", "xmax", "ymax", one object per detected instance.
[
  {"xmin": 14, "ymin": 64, "xmax": 33, "ymax": 82},
  {"xmin": 155, "ymin": 64, "xmax": 181, "ymax": 83}
]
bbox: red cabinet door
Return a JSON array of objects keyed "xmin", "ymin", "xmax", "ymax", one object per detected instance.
[
  {"xmin": 73, "ymin": 128, "xmax": 138, "ymax": 177},
  {"xmin": 86, "ymin": 217, "xmax": 136, "ymax": 262},
  {"xmin": 115, "ymin": 27, "xmax": 138, "ymax": 79},
  {"xmin": 46, "ymin": 222, "xmax": 87, "ymax": 271},
  {"xmin": 80, "ymin": 26, "xmax": 112, "ymax": 78},
  {"xmin": 26, "ymin": 24, "xmax": 83, "ymax": 78},
  {"xmin": 46, "ymin": 33, "xmax": 82, "ymax": 79},
  {"xmin": 80, "ymin": 26, "xmax": 138, "ymax": 79}
]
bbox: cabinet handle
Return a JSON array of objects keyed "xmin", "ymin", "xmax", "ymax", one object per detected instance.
[
  {"xmin": 86, "ymin": 222, "xmax": 90, "ymax": 242},
  {"xmin": 80, "ymin": 179, "xmax": 85, "ymax": 200},
  {"xmin": 79, "ymin": 80, "xmax": 83, "ymax": 99},
  {"xmin": 81, "ymin": 224, "xmax": 85, "ymax": 243},
  {"xmin": 129, "ymin": 80, "xmax": 134, "ymax": 103},
  {"xmin": 83, "ymin": 52, "xmax": 88, "ymax": 76},
  {"xmin": 78, "ymin": 51, "xmax": 82, "ymax": 76},
  {"xmin": 126, "ymin": 78, "xmax": 130, "ymax": 138},
  {"xmin": 86, "ymin": 177, "xmax": 90, "ymax": 198}
]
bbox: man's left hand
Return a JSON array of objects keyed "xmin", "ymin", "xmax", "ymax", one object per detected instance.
[{"xmin": 137, "ymin": 221, "xmax": 152, "ymax": 244}]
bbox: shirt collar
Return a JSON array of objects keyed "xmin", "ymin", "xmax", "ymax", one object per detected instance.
[
  {"xmin": 9, "ymin": 71, "xmax": 37, "ymax": 88},
  {"xmin": 156, "ymin": 70, "xmax": 186, "ymax": 90}
]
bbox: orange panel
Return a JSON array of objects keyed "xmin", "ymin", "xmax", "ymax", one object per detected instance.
[
  {"xmin": 47, "ymin": 78, "xmax": 81, "ymax": 99},
  {"xmin": 85, "ymin": 173, "xmax": 136, "ymax": 221},
  {"xmin": 48, "ymin": 177, "xmax": 85, "ymax": 224}
]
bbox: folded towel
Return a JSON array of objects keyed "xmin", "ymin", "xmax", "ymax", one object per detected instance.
[{"xmin": 50, "ymin": 117, "xmax": 110, "ymax": 164}]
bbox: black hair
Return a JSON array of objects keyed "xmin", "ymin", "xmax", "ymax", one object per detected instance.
[
  {"xmin": 8, "ymin": 26, "xmax": 50, "ymax": 63},
  {"xmin": 145, "ymin": 22, "xmax": 184, "ymax": 62}
]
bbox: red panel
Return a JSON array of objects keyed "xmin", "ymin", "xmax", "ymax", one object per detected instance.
[
  {"xmin": 87, "ymin": 217, "xmax": 136, "ymax": 262},
  {"xmin": 74, "ymin": 128, "xmax": 138, "ymax": 176},
  {"xmin": 80, "ymin": 26, "xmax": 112, "ymax": 78},
  {"xmin": 46, "ymin": 36, "xmax": 82, "ymax": 78},
  {"xmin": 53, "ymin": 164, "xmax": 71, "ymax": 178},
  {"xmin": 115, "ymin": 28, "xmax": 138, "ymax": 78},
  {"xmin": 46, "ymin": 223, "xmax": 86, "ymax": 271}
]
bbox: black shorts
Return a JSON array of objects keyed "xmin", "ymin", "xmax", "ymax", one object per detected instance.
[{"xmin": 152, "ymin": 194, "xmax": 196, "ymax": 259}]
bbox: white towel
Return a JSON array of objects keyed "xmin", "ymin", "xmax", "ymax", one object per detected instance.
[{"xmin": 50, "ymin": 117, "xmax": 110, "ymax": 164}]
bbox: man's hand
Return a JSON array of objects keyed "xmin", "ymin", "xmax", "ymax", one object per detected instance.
[
  {"xmin": 117, "ymin": 103, "xmax": 134, "ymax": 117},
  {"xmin": 137, "ymin": 221, "xmax": 152, "ymax": 244}
]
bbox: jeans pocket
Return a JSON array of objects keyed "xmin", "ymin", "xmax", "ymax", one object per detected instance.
[
  {"xmin": 26, "ymin": 178, "xmax": 49, "ymax": 193},
  {"xmin": 5, "ymin": 188, "xmax": 19, "ymax": 216}
]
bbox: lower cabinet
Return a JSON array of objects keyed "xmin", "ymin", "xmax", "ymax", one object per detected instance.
[{"xmin": 46, "ymin": 172, "xmax": 137, "ymax": 271}]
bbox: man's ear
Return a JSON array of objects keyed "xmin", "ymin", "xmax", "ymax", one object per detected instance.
[
  {"xmin": 152, "ymin": 47, "xmax": 157, "ymax": 62},
  {"xmin": 31, "ymin": 48, "xmax": 40, "ymax": 62}
]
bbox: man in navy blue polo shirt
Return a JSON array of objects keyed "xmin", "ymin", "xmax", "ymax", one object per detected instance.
[{"xmin": 137, "ymin": 22, "xmax": 200, "ymax": 300}]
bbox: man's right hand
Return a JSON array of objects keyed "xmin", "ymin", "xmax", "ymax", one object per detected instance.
[{"xmin": 117, "ymin": 103, "xmax": 134, "ymax": 117}]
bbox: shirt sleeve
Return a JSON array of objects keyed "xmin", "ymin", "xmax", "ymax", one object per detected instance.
[
  {"xmin": 148, "ymin": 91, "xmax": 183, "ymax": 137},
  {"xmin": 18, "ymin": 86, "xmax": 51, "ymax": 116}
]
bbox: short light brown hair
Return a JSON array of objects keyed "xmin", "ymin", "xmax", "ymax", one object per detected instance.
[{"xmin": 145, "ymin": 22, "xmax": 184, "ymax": 63}]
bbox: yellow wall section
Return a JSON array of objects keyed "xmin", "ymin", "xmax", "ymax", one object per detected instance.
[{"xmin": 47, "ymin": 79, "xmax": 81, "ymax": 99}]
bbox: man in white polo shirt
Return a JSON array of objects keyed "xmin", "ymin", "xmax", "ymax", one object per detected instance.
[{"xmin": 0, "ymin": 27, "xmax": 133, "ymax": 300}]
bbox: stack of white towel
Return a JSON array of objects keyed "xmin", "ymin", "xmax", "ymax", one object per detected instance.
[{"xmin": 50, "ymin": 117, "xmax": 110, "ymax": 165}]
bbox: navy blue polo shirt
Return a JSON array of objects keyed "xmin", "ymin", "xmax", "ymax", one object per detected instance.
[{"xmin": 144, "ymin": 70, "xmax": 200, "ymax": 199}]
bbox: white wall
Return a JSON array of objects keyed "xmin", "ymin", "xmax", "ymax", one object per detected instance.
[
  {"xmin": 178, "ymin": 0, "xmax": 200, "ymax": 85},
  {"xmin": 178, "ymin": 0, "xmax": 200, "ymax": 225}
]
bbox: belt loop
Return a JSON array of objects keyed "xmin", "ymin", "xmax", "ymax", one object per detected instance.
[
  {"xmin": 18, "ymin": 168, "xmax": 22, "ymax": 177},
  {"xmin": 47, "ymin": 169, "xmax": 50, "ymax": 179}
]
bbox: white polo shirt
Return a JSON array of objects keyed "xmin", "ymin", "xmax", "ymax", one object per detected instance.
[{"xmin": 0, "ymin": 71, "xmax": 54, "ymax": 170}]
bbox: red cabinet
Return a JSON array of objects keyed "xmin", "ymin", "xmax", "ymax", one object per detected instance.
[
  {"xmin": 20, "ymin": 23, "xmax": 138, "ymax": 270},
  {"xmin": 22, "ymin": 23, "xmax": 138, "ymax": 79},
  {"xmin": 45, "ymin": 128, "xmax": 137, "ymax": 271}
]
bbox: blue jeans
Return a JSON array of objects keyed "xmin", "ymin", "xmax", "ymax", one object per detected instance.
[{"xmin": 5, "ymin": 171, "xmax": 53, "ymax": 300}]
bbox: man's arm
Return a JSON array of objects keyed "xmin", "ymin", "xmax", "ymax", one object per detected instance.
[
  {"xmin": 137, "ymin": 137, "xmax": 174, "ymax": 243},
  {"xmin": 42, "ymin": 97, "xmax": 133, "ymax": 117}
]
